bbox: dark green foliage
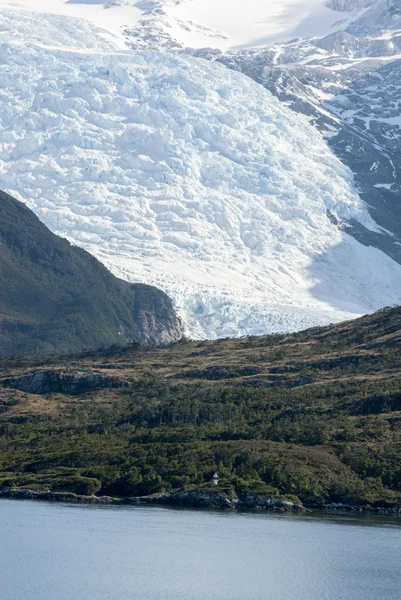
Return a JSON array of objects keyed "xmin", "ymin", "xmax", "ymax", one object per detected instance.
[
  {"xmin": 1, "ymin": 305, "xmax": 401, "ymax": 505},
  {"xmin": 0, "ymin": 190, "xmax": 181, "ymax": 357}
]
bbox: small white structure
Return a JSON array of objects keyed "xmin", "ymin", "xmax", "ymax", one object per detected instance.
[{"xmin": 212, "ymin": 472, "xmax": 219, "ymax": 485}]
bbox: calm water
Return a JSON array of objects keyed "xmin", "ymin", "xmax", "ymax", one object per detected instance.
[{"xmin": 1, "ymin": 500, "xmax": 400, "ymax": 600}]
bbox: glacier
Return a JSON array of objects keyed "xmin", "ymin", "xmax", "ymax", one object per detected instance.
[
  {"xmin": 188, "ymin": 0, "xmax": 401, "ymax": 269},
  {"xmin": 0, "ymin": 0, "xmax": 374, "ymax": 51},
  {"xmin": 1, "ymin": 8, "xmax": 401, "ymax": 338}
]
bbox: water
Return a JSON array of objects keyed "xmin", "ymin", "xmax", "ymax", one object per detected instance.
[{"xmin": 1, "ymin": 500, "xmax": 400, "ymax": 600}]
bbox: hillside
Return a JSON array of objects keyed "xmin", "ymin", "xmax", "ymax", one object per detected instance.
[
  {"xmin": 0, "ymin": 190, "xmax": 182, "ymax": 356},
  {"xmin": 1, "ymin": 306, "xmax": 401, "ymax": 507}
]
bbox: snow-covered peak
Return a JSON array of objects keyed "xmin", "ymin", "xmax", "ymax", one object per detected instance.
[
  {"xmin": 161, "ymin": 0, "xmax": 357, "ymax": 48},
  {"xmin": 347, "ymin": 0, "xmax": 401, "ymax": 34},
  {"xmin": 0, "ymin": 0, "xmax": 375, "ymax": 51}
]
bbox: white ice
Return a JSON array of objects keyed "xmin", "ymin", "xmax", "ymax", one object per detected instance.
[{"xmin": 0, "ymin": 8, "xmax": 401, "ymax": 338}]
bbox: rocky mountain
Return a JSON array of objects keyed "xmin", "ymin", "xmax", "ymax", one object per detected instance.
[
  {"xmin": 327, "ymin": 0, "xmax": 373, "ymax": 10},
  {"xmin": 0, "ymin": 190, "xmax": 182, "ymax": 357},
  {"xmin": 187, "ymin": 0, "xmax": 401, "ymax": 263},
  {"xmin": 0, "ymin": 0, "xmax": 401, "ymax": 507}
]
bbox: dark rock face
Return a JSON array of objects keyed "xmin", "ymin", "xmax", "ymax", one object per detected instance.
[
  {"xmin": 129, "ymin": 283, "xmax": 184, "ymax": 346},
  {"xmin": 4, "ymin": 370, "xmax": 128, "ymax": 395},
  {"xmin": 321, "ymin": 59, "xmax": 401, "ymax": 245},
  {"xmin": 0, "ymin": 190, "xmax": 183, "ymax": 356}
]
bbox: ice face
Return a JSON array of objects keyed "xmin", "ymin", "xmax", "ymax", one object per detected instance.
[{"xmin": 1, "ymin": 9, "xmax": 401, "ymax": 338}]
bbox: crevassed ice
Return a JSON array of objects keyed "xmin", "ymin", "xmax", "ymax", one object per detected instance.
[{"xmin": 1, "ymin": 11, "xmax": 401, "ymax": 338}]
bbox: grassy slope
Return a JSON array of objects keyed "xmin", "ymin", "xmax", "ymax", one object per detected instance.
[{"xmin": 1, "ymin": 306, "xmax": 401, "ymax": 505}]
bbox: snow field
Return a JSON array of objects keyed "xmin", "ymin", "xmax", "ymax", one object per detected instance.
[{"xmin": 0, "ymin": 0, "xmax": 372, "ymax": 50}]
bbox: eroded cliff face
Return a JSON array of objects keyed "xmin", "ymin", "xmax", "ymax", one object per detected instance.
[
  {"xmin": 0, "ymin": 190, "xmax": 183, "ymax": 357},
  {"xmin": 130, "ymin": 283, "xmax": 183, "ymax": 345}
]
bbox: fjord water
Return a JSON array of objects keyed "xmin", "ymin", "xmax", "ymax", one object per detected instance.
[{"xmin": 1, "ymin": 500, "xmax": 400, "ymax": 600}]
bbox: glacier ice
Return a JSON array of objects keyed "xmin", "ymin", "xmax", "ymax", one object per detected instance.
[{"xmin": 1, "ymin": 10, "xmax": 401, "ymax": 338}]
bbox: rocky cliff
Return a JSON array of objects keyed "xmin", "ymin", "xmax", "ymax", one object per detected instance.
[{"xmin": 0, "ymin": 190, "xmax": 183, "ymax": 356}]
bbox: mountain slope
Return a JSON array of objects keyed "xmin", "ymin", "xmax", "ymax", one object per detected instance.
[
  {"xmin": 1, "ymin": 11, "xmax": 401, "ymax": 338},
  {"xmin": 2, "ymin": 305, "xmax": 401, "ymax": 506},
  {"xmin": 0, "ymin": 190, "xmax": 182, "ymax": 356},
  {"xmin": 186, "ymin": 0, "xmax": 401, "ymax": 266}
]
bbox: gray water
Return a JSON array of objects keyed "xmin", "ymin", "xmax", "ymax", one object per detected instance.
[{"xmin": 1, "ymin": 500, "xmax": 400, "ymax": 600}]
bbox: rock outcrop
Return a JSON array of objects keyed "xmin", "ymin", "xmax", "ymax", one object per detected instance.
[
  {"xmin": 4, "ymin": 370, "xmax": 128, "ymax": 395},
  {"xmin": 0, "ymin": 488, "xmax": 114, "ymax": 504},
  {"xmin": 128, "ymin": 489, "xmax": 306, "ymax": 511}
]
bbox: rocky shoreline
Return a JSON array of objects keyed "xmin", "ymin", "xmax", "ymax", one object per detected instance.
[
  {"xmin": 1, "ymin": 488, "xmax": 401, "ymax": 514},
  {"xmin": 128, "ymin": 489, "xmax": 307, "ymax": 511}
]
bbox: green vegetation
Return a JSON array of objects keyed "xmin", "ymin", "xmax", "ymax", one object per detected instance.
[
  {"xmin": 1, "ymin": 306, "xmax": 401, "ymax": 506},
  {"xmin": 0, "ymin": 190, "xmax": 181, "ymax": 357}
]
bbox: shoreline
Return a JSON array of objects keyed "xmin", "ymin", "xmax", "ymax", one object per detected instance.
[{"xmin": 1, "ymin": 488, "xmax": 401, "ymax": 515}]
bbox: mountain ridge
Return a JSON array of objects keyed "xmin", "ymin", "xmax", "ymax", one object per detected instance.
[{"xmin": 0, "ymin": 190, "xmax": 183, "ymax": 356}]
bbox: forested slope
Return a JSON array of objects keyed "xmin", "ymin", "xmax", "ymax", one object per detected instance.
[
  {"xmin": 1, "ymin": 306, "xmax": 401, "ymax": 506},
  {"xmin": 0, "ymin": 191, "xmax": 182, "ymax": 356}
]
